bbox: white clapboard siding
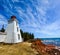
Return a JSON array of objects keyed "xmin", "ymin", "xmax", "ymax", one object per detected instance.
[{"xmin": 0, "ymin": 32, "xmax": 6, "ymax": 42}]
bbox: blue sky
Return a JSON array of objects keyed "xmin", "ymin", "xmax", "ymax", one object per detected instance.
[{"xmin": 0, "ymin": 0, "xmax": 60, "ymax": 38}]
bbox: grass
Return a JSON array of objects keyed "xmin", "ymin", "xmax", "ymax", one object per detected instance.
[
  {"xmin": 0, "ymin": 42, "xmax": 50, "ymax": 55},
  {"xmin": 0, "ymin": 42, "xmax": 38, "ymax": 55}
]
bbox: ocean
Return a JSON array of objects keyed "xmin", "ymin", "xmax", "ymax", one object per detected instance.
[{"xmin": 40, "ymin": 38, "xmax": 60, "ymax": 46}]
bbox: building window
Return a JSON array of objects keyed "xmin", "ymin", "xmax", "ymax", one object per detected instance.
[
  {"xmin": 18, "ymin": 34, "xmax": 20, "ymax": 40},
  {"xmin": 17, "ymin": 27, "xmax": 18, "ymax": 32},
  {"xmin": 16, "ymin": 22, "xmax": 17, "ymax": 26}
]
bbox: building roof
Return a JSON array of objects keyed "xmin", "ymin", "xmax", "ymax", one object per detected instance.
[
  {"xmin": 11, "ymin": 16, "xmax": 16, "ymax": 18},
  {"xmin": 11, "ymin": 16, "xmax": 16, "ymax": 21},
  {"xmin": 8, "ymin": 16, "xmax": 18, "ymax": 23}
]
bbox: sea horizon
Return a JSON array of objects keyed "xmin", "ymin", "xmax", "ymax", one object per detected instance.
[{"xmin": 40, "ymin": 38, "xmax": 60, "ymax": 46}]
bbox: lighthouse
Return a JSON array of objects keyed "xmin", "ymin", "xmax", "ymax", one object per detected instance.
[{"xmin": 4, "ymin": 16, "xmax": 23, "ymax": 43}]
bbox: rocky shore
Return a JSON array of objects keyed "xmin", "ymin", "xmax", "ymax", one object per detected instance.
[{"xmin": 31, "ymin": 39, "xmax": 60, "ymax": 55}]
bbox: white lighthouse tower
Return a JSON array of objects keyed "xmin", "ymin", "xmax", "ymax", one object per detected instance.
[{"xmin": 4, "ymin": 16, "xmax": 23, "ymax": 43}]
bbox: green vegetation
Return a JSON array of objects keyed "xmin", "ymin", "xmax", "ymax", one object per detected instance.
[
  {"xmin": 0, "ymin": 25, "xmax": 5, "ymax": 32},
  {"xmin": 20, "ymin": 29, "xmax": 34, "ymax": 41}
]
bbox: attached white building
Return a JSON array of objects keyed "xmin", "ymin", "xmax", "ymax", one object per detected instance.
[
  {"xmin": 0, "ymin": 32, "xmax": 6, "ymax": 42},
  {"xmin": 0, "ymin": 16, "xmax": 23, "ymax": 43}
]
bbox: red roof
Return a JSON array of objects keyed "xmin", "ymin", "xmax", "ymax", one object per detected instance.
[
  {"xmin": 11, "ymin": 16, "xmax": 16, "ymax": 20},
  {"xmin": 11, "ymin": 16, "xmax": 16, "ymax": 18}
]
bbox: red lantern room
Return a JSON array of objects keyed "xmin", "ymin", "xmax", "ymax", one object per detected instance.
[{"xmin": 11, "ymin": 16, "xmax": 16, "ymax": 21}]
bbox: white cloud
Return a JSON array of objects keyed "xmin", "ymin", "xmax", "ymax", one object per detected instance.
[
  {"xmin": 12, "ymin": 0, "xmax": 19, "ymax": 2},
  {"xmin": 37, "ymin": 19, "xmax": 60, "ymax": 36},
  {"xmin": 0, "ymin": 15, "xmax": 8, "ymax": 25},
  {"xmin": 15, "ymin": 0, "xmax": 60, "ymax": 37},
  {"xmin": 0, "ymin": 0, "xmax": 60, "ymax": 38}
]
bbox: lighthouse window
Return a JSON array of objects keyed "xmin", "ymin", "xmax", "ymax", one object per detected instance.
[
  {"xmin": 18, "ymin": 34, "xmax": 20, "ymax": 40},
  {"xmin": 16, "ymin": 22, "xmax": 17, "ymax": 26},
  {"xmin": 17, "ymin": 27, "xmax": 18, "ymax": 31}
]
